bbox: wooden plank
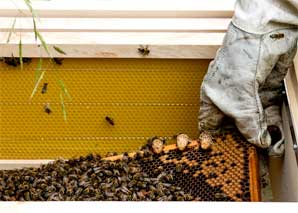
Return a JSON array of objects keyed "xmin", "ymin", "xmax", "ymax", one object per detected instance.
[
  {"xmin": 284, "ymin": 66, "xmax": 298, "ymax": 143},
  {"xmin": 249, "ymin": 147, "xmax": 261, "ymax": 201},
  {"xmin": 269, "ymin": 103, "xmax": 298, "ymax": 201},
  {"xmin": 104, "ymin": 140, "xmax": 200, "ymax": 161},
  {"xmin": 0, "ymin": 32, "xmax": 224, "ymax": 58},
  {"xmin": 0, "ymin": 160, "xmax": 54, "ymax": 170},
  {"xmin": 0, "ymin": 0, "xmax": 236, "ymax": 18},
  {"xmin": 0, "ymin": 17, "xmax": 230, "ymax": 33},
  {"xmin": 294, "ymin": 48, "xmax": 298, "ymax": 85}
]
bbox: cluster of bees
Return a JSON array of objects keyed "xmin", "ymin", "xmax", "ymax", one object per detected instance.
[
  {"xmin": 0, "ymin": 57, "xmax": 64, "ymax": 67},
  {"xmin": 0, "ymin": 131, "xmax": 254, "ymax": 201},
  {"xmin": 0, "ymin": 149, "xmax": 196, "ymax": 201},
  {"xmin": 0, "ymin": 57, "xmax": 32, "ymax": 67}
]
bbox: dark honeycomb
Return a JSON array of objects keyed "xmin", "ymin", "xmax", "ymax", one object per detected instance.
[
  {"xmin": 137, "ymin": 131, "xmax": 256, "ymax": 201},
  {"xmin": 0, "ymin": 131, "xmax": 258, "ymax": 201}
]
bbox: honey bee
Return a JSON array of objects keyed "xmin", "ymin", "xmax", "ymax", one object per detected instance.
[
  {"xmin": 147, "ymin": 136, "xmax": 165, "ymax": 154},
  {"xmin": 270, "ymin": 33, "xmax": 284, "ymax": 40},
  {"xmin": 214, "ymin": 192, "xmax": 227, "ymax": 200},
  {"xmin": 138, "ymin": 45, "xmax": 150, "ymax": 56},
  {"xmin": 41, "ymin": 83, "xmax": 48, "ymax": 94},
  {"xmin": 2, "ymin": 56, "xmax": 31, "ymax": 67},
  {"xmin": 175, "ymin": 164, "xmax": 183, "ymax": 173},
  {"xmin": 3, "ymin": 56, "xmax": 19, "ymax": 67},
  {"xmin": 105, "ymin": 116, "xmax": 115, "ymax": 126},
  {"xmin": 44, "ymin": 103, "xmax": 52, "ymax": 114},
  {"xmin": 199, "ymin": 131, "xmax": 213, "ymax": 150},
  {"xmin": 105, "ymin": 152, "xmax": 118, "ymax": 157},
  {"xmin": 175, "ymin": 133, "xmax": 190, "ymax": 151},
  {"xmin": 53, "ymin": 58, "xmax": 64, "ymax": 65}
]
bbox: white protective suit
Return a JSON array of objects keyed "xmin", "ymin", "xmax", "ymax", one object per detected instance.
[{"xmin": 199, "ymin": 0, "xmax": 298, "ymax": 156}]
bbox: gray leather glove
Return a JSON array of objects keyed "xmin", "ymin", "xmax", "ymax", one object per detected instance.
[{"xmin": 198, "ymin": 22, "xmax": 298, "ymax": 154}]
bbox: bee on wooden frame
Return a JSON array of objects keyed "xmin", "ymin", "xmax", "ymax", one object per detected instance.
[
  {"xmin": 53, "ymin": 58, "xmax": 64, "ymax": 65},
  {"xmin": 138, "ymin": 45, "xmax": 150, "ymax": 56}
]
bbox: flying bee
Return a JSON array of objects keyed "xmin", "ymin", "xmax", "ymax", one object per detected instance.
[
  {"xmin": 105, "ymin": 116, "xmax": 115, "ymax": 126},
  {"xmin": 53, "ymin": 58, "xmax": 64, "ymax": 65},
  {"xmin": 44, "ymin": 103, "xmax": 52, "ymax": 114},
  {"xmin": 138, "ymin": 45, "xmax": 150, "ymax": 56},
  {"xmin": 41, "ymin": 83, "xmax": 48, "ymax": 94},
  {"xmin": 270, "ymin": 33, "xmax": 284, "ymax": 40}
]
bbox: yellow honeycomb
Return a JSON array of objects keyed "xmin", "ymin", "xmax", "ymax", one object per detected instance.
[{"xmin": 0, "ymin": 58, "xmax": 209, "ymax": 159}]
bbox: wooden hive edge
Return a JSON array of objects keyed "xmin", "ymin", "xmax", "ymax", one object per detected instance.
[
  {"xmin": 248, "ymin": 146, "xmax": 261, "ymax": 202},
  {"xmin": 104, "ymin": 140, "xmax": 200, "ymax": 161}
]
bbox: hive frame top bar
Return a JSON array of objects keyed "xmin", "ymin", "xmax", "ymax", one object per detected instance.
[
  {"xmin": 0, "ymin": 0, "xmax": 235, "ymax": 59},
  {"xmin": 0, "ymin": 0, "xmax": 236, "ymax": 18}
]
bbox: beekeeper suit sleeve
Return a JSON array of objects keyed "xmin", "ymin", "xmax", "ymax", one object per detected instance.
[{"xmin": 198, "ymin": 0, "xmax": 298, "ymax": 156}]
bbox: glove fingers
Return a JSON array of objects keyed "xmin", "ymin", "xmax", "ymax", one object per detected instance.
[
  {"xmin": 198, "ymin": 86, "xmax": 225, "ymax": 132},
  {"xmin": 265, "ymin": 105, "xmax": 285, "ymax": 156}
]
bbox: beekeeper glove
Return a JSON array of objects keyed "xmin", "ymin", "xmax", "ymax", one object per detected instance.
[
  {"xmin": 198, "ymin": 22, "xmax": 298, "ymax": 150},
  {"xmin": 264, "ymin": 105, "xmax": 285, "ymax": 156}
]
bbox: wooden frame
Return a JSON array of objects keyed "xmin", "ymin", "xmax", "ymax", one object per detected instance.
[
  {"xmin": 0, "ymin": 2, "xmax": 297, "ymax": 196},
  {"xmin": 284, "ymin": 50, "xmax": 298, "ymax": 143},
  {"xmin": 0, "ymin": 0, "xmax": 234, "ymax": 59},
  {"xmin": 0, "ymin": 0, "xmax": 235, "ymax": 18}
]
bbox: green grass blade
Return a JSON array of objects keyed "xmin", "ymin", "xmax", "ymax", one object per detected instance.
[
  {"xmin": 24, "ymin": 0, "xmax": 39, "ymax": 19},
  {"xmin": 6, "ymin": 17, "xmax": 16, "ymax": 43},
  {"xmin": 53, "ymin": 46, "xmax": 67, "ymax": 55},
  {"xmin": 34, "ymin": 57, "xmax": 42, "ymax": 83},
  {"xmin": 58, "ymin": 80, "xmax": 72, "ymax": 101},
  {"xmin": 30, "ymin": 70, "xmax": 45, "ymax": 99},
  {"xmin": 60, "ymin": 92, "xmax": 67, "ymax": 121},
  {"xmin": 33, "ymin": 18, "xmax": 37, "ymax": 41},
  {"xmin": 19, "ymin": 39, "xmax": 23, "ymax": 70},
  {"xmin": 36, "ymin": 31, "xmax": 52, "ymax": 58}
]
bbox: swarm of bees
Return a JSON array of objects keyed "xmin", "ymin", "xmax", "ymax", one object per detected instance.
[
  {"xmin": 0, "ymin": 130, "xmax": 254, "ymax": 201},
  {"xmin": 0, "ymin": 150, "xmax": 194, "ymax": 201}
]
